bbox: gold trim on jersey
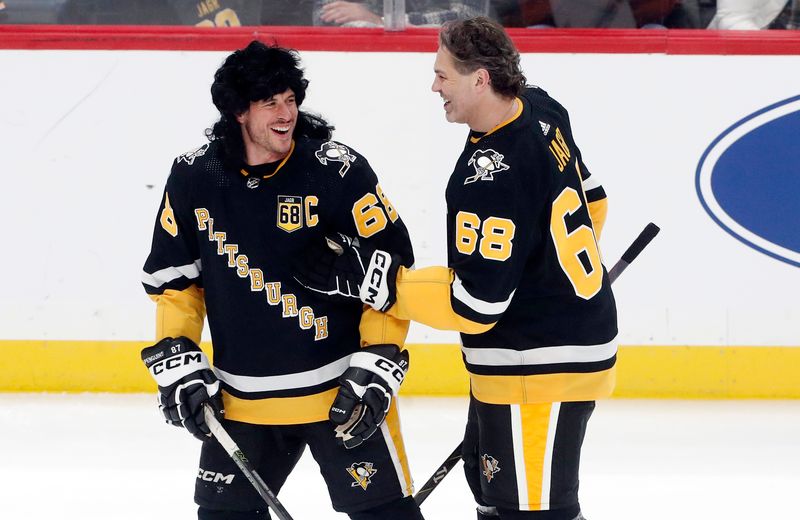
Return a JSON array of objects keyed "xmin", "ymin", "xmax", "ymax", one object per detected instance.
[
  {"xmin": 151, "ymin": 286, "xmax": 206, "ymax": 344},
  {"xmin": 388, "ymin": 266, "xmax": 495, "ymax": 334},
  {"xmin": 221, "ymin": 387, "xmax": 339, "ymax": 425},
  {"xmin": 359, "ymin": 307, "xmax": 411, "ymax": 347},
  {"xmin": 470, "ymin": 97, "xmax": 523, "ymax": 144},
  {"xmin": 239, "ymin": 140, "xmax": 296, "ymax": 179},
  {"xmin": 587, "ymin": 198, "xmax": 608, "ymax": 240},
  {"xmin": 469, "ymin": 367, "xmax": 616, "ymax": 404},
  {"xmin": 574, "ymin": 158, "xmax": 608, "ymax": 240}
]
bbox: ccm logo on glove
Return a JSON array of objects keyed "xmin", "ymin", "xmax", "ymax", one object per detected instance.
[
  {"xmin": 360, "ymin": 250, "xmax": 395, "ymax": 312},
  {"xmin": 330, "ymin": 344, "xmax": 409, "ymax": 448},
  {"xmin": 141, "ymin": 337, "xmax": 224, "ymax": 441},
  {"xmin": 362, "ymin": 251, "xmax": 388, "ymax": 305},
  {"xmin": 149, "ymin": 352, "xmax": 205, "ymax": 375},
  {"xmin": 374, "ymin": 357, "xmax": 406, "ymax": 384}
]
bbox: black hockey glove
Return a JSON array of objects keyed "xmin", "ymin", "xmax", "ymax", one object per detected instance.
[
  {"xmin": 141, "ymin": 336, "xmax": 223, "ymax": 441},
  {"xmin": 330, "ymin": 344, "xmax": 409, "ymax": 449},
  {"xmin": 295, "ymin": 233, "xmax": 400, "ymax": 312}
]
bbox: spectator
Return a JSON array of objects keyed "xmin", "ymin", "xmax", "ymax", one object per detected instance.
[
  {"xmin": 707, "ymin": 0, "xmax": 793, "ymax": 29},
  {"xmin": 314, "ymin": 0, "xmax": 492, "ymax": 27},
  {"xmin": 58, "ymin": 0, "xmax": 314, "ymax": 26},
  {"xmin": 493, "ymin": 0, "xmax": 692, "ymax": 29}
]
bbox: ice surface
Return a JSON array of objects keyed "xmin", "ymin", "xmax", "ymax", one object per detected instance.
[{"xmin": 1, "ymin": 394, "xmax": 798, "ymax": 519}]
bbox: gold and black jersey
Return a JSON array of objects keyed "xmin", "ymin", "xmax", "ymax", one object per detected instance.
[
  {"xmin": 59, "ymin": 0, "xmax": 261, "ymax": 26},
  {"xmin": 166, "ymin": 0, "xmax": 314, "ymax": 26},
  {"xmin": 142, "ymin": 138, "xmax": 414, "ymax": 424},
  {"xmin": 166, "ymin": 0, "xmax": 261, "ymax": 26},
  {"xmin": 388, "ymin": 87, "xmax": 617, "ymax": 405}
]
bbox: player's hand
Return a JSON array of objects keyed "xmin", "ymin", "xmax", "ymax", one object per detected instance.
[
  {"xmin": 141, "ymin": 336, "xmax": 223, "ymax": 441},
  {"xmin": 294, "ymin": 233, "xmax": 400, "ymax": 312},
  {"xmin": 330, "ymin": 344, "xmax": 409, "ymax": 449}
]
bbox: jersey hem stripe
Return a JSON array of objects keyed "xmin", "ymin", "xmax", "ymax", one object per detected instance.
[
  {"xmin": 462, "ymin": 338, "xmax": 617, "ymax": 367},
  {"xmin": 215, "ymin": 355, "xmax": 351, "ymax": 392}
]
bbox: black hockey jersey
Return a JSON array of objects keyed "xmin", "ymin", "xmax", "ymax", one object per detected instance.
[
  {"xmin": 58, "ymin": 0, "xmax": 260, "ymax": 26},
  {"xmin": 166, "ymin": 0, "xmax": 314, "ymax": 26},
  {"xmin": 388, "ymin": 87, "xmax": 617, "ymax": 405},
  {"xmin": 167, "ymin": 0, "xmax": 261, "ymax": 26},
  {"xmin": 142, "ymin": 138, "xmax": 414, "ymax": 424}
]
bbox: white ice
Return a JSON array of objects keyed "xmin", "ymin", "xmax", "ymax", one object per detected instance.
[{"xmin": 1, "ymin": 394, "xmax": 799, "ymax": 519}]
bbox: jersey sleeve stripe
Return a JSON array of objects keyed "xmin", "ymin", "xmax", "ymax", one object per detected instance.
[
  {"xmin": 452, "ymin": 274, "xmax": 515, "ymax": 318},
  {"xmin": 141, "ymin": 259, "xmax": 202, "ymax": 289},
  {"xmin": 581, "ymin": 174, "xmax": 601, "ymax": 192},
  {"xmin": 462, "ymin": 338, "xmax": 617, "ymax": 367},
  {"xmin": 215, "ymin": 355, "xmax": 351, "ymax": 393}
]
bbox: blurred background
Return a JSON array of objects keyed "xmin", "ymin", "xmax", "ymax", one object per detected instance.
[{"xmin": 0, "ymin": 0, "xmax": 798, "ymax": 30}]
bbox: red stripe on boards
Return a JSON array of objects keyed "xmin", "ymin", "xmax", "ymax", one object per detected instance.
[{"xmin": 1, "ymin": 25, "xmax": 800, "ymax": 54}]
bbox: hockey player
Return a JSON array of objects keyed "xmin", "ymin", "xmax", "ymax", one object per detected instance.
[
  {"xmin": 295, "ymin": 17, "xmax": 617, "ymax": 520},
  {"xmin": 140, "ymin": 41, "xmax": 424, "ymax": 520}
]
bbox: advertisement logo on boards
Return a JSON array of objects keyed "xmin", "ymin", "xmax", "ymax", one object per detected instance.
[{"xmin": 695, "ymin": 94, "xmax": 800, "ymax": 268}]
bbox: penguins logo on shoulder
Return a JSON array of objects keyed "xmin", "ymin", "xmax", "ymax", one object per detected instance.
[
  {"xmin": 465, "ymin": 149, "xmax": 509, "ymax": 184},
  {"xmin": 315, "ymin": 141, "xmax": 356, "ymax": 178},
  {"xmin": 178, "ymin": 143, "xmax": 210, "ymax": 166}
]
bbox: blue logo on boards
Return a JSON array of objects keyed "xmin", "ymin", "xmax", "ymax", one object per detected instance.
[{"xmin": 695, "ymin": 95, "xmax": 800, "ymax": 268}]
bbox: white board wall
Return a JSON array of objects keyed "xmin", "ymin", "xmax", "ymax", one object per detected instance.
[{"xmin": 1, "ymin": 49, "xmax": 799, "ymax": 346}]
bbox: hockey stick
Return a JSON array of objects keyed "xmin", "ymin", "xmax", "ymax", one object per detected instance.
[
  {"xmin": 203, "ymin": 405, "xmax": 295, "ymax": 520},
  {"xmin": 607, "ymin": 222, "xmax": 660, "ymax": 284},
  {"xmin": 413, "ymin": 222, "xmax": 660, "ymax": 506}
]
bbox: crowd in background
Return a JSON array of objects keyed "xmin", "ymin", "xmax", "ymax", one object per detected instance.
[{"xmin": 0, "ymin": 0, "xmax": 797, "ymax": 30}]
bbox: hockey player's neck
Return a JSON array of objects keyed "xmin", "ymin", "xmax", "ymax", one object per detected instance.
[
  {"xmin": 468, "ymin": 95, "xmax": 518, "ymax": 133},
  {"xmin": 242, "ymin": 140, "xmax": 292, "ymax": 166}
]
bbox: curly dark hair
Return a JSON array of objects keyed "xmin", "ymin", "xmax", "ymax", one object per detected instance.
[
  {"xmin": 206, "ymin": 40, "xmax": 333, "ymax": 165},
  {"xmin": 439, "ymin": 17, "xmax": 526, "ymax": 98}
]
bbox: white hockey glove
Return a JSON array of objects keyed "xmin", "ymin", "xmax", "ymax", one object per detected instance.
[
  {"xmin": 141, "ymin": 336, "xmax": 223, "ymax": 441},
  {"xmin": 294, "ymin": 233, "xmax": 400, "ymax": 312},
  {"xmin": 330, "ymin": 344, "xmax": 409, "ymax": 449}
]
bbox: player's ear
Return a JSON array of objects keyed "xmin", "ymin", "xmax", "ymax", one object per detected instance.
[{"xmin": 474, "ymin": 69, "xmax": 490, "ymax": 90}]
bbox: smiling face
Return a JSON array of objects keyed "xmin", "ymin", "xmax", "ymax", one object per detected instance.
[
  {"xmin": 236, "ymin": 89, "xmax": 298, "ymax": 165},
  {"xmin": 431, "ymin": 46, "xmax": 481, "ymax": 128}
]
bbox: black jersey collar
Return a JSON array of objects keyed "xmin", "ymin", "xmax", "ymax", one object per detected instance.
[
  {"xmin": 469, "ymin": 97, "xmax": 524, "ymax": 144},
  {"xmin": 239, "ymin": 140, "xmax": 296, "ymax": 179}
]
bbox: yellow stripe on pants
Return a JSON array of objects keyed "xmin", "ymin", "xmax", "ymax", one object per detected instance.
[
  {"xmin": 381, "ymin": 401, "xmax": 414, "ymax": 495},
  {"xmin": 512, "ymin": 402, "xmax": 559, "ymax": 510}
]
